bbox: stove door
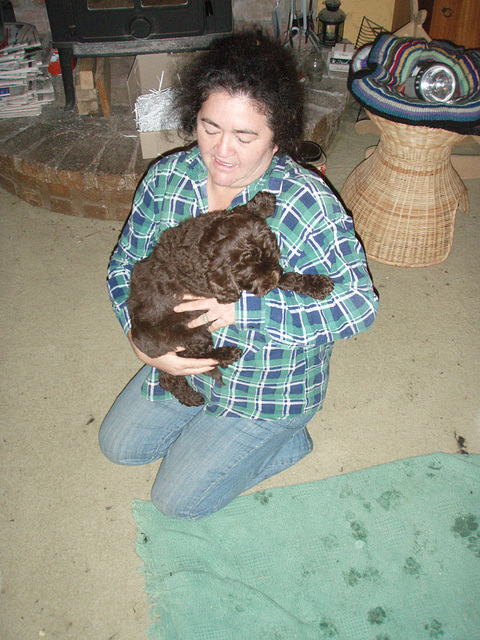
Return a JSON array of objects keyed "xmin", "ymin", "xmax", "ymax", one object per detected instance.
[{"xmin": 46, "ymin": 0, "xmax": 217, "ymax": 44}]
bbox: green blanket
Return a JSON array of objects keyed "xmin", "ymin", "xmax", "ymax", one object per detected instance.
[{"xmin": 132, "ymin": 453, "xmax": 480, "ymax": 640}]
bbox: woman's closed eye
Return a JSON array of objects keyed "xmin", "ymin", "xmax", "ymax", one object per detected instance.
[
  {"xmin": 204, "ymin": 126, "xmax": 219, "ymax": 136},
  {"xmin": 204, "ymin": 129, "xmax": 253, "ymax": 145}
]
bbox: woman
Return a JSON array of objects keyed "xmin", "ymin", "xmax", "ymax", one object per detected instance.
[{"xmin": 99, "ymin": 31, "xmax": 378, "ymax": 520}]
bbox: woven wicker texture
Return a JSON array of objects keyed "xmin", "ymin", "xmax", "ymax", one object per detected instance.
[{"xmin": 341, "ymin": 112, "xmax": 469, "ymax": 267}]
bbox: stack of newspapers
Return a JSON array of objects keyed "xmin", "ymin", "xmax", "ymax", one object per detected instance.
[{"xmin": 0, "ymin": 22, "xmax": 55, "ymax": 118}]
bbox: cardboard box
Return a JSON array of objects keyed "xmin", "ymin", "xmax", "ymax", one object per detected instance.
[
  {"xmin": 127, "ymin": 52, "xmax": 195, "ymax": 159},
  {"xmin": 136, "ymin": 129, "xmax": 189, "ymax": 160},
  {"xmin": 328, "ymin": 43, "xmax": 355, "ymax": 73}
]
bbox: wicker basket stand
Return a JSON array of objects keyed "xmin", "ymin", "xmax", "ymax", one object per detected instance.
[{"xmin": 341, "ymin": 112, "xmax": 469, "ymax": 267}]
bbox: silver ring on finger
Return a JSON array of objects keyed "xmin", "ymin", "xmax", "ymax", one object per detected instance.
[{"xmin": 203, "ymin": 313, "xmax": 209, "ymax": 324}]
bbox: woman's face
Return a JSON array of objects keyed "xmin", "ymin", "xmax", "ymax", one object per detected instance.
[{"xmin": 196, "ymin": 91, "xmax": 278, "ymax": 193}]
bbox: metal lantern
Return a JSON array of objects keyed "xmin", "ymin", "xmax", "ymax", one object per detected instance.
[{"xmin": 317, "ymin": 0, "xmax": 345, "ymax": 47}]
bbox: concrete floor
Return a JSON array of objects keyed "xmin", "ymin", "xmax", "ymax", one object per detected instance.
[{"xmin": 1, "ymin": 105, "xmax": 479, "ymax": 639}]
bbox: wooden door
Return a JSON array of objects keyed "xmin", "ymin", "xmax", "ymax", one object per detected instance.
[{"xmin": 428, "ymin": 0, "xmax": 480, "ymax": 48}]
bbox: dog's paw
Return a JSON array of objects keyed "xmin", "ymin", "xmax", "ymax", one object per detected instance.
[
  {"xmin": 300, "ymin": 274, "xmax": 335, "ymax": 300},
  {"xmin": 214, "ymin": 346, "xmax": 243, "ymax": 367},
  {"xmin": 184, "ymin": 393, "xmax": 205, "ymax": 406},
  {"xmin": 158, "ymin": 371, "xmax": 205, "ymax": 406},
  {"xmin": 169, "ymin": 381, "xmax": 206, "ymax": 406},
  {"xmin": 179, "ymin": 391, "xmax": 206, "ymax": 407},
  {"xmin": 278, "ymin": 272, "xmax": 334, "ymax": 300}
]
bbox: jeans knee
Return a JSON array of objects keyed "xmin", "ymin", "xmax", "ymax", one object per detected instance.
[
  {"xmin": 151, "ymin": 497, "xmax": 208, "ymax": 520},
  {"xmin": 98, "ymin": 431, "xmax": 120, "ymax": 464},
  {"xmin": 98, "ymin": 421, "xmax": 129, "ymax": 465},
  {"xmin": 151, "ymin": 484, "xmax": 217, "ymax": 521}
]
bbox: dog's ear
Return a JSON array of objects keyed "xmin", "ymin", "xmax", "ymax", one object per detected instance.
[
  {"xmin": 201, "ymin": 224, "xmax": 242, "ymax": 303},
  {"xmin": 229, "ymin": 191, "xmax": 276, "ymax": 220},
  {"xmin": 243, "ymin": 191, "xmax": 276, "ymax": 219},
  {"xmin": 207, "ymin": 263, "xmax": 241, "ymax": 303}
]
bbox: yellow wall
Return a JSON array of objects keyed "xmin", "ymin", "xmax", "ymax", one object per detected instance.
[{"xmin": 317, "ymin": 0, "xmax": 396, "ymax": 45}]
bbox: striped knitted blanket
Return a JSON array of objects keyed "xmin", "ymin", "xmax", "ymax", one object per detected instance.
[{"xmin": 348, "ymin": 34, "xmax": 480, "ymax": 134}]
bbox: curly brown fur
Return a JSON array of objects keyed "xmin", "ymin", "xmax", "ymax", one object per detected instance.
[{"xmin": 127, "ymin": 191, "xmax": 334, "ymax": 406}]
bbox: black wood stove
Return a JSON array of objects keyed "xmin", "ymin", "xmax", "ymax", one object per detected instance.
[{"xmin": 45, "ymin": 0, "xmax": 232, "ymax": 108}]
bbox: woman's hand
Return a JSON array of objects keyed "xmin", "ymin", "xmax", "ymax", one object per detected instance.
[
  {"xmin": 174, "ymin": 295, "xmax": 236, "ymax": 332},
  {"xmin": 128, "ymin": 330, "xmax": 218, "ymax": 376}
]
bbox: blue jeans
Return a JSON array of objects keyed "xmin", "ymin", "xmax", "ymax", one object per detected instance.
[{"xmin": 99, "ymin": 366, "xmax": 315, "ymax": 520}]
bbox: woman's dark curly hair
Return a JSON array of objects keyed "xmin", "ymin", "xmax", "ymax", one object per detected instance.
[{"xmin": 174, "ymin": 31, "xmax": 304, "ymax": 156}]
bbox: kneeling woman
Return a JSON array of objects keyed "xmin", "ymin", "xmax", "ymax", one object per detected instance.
[{"xmin": 99, "ymin": 31, "xmax": 378, "ymax": 520}]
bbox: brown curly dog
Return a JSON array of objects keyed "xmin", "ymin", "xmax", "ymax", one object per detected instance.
[{"xmin": 127, "ymin": 191, "xmax": 334, "ymax": 406}]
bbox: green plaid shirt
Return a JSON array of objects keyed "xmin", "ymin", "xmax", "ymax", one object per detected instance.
[{"xmin": 107, "ymin": 147, "xmax": 378, "ymax": 419}]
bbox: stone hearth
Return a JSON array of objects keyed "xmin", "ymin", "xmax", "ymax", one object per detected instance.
[{"xmin": 0, "ymin": 102, "xmax": 150, "ymax": 222}]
